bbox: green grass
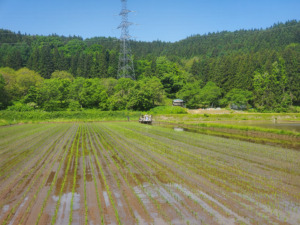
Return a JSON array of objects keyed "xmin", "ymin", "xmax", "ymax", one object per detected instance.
[
  {"xmin": 186, "ymin": 123, "xmax": 300, "ymax": 137},
  {"xmin": 155, "ymin": 112, "xmax": 300, "ymax": 122},
  {"xmin": 0, "ymin": 110, "xmax": 141, "ymax": 125},
  {"xmin": 1, "ymin": 109, "xmax": 299, "ymax": 126},
  {"xmin": 147, "ymin": 106, "xmax": 187, "ymax": 115}
]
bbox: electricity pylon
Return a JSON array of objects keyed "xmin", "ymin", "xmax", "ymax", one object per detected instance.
[{"xmin": 117, "ymin": 0, "xmax": 135, "ymax": 80}]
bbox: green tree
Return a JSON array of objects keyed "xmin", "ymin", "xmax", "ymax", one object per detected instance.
[
  {"xmin": 107, "ymin": 50, "xmax": 118, "ymax": 78},
  {"xmin": 220, "ymin": 88, "xmax": 253, "ymax": 109},
  {"xmin": 135, "ymin": 59, "xmax": 152, "ymax": 79},
  {"xmin": 60, "ymin": 39, "xmax": 86, "ymax": 58},
  {"xmin": 0, "ymin": 67, "xmax": 43, "ymax": 101},
  {"xmin": 51, "ymin": 70, "xmax": 74, "ymax": 81},
  {"xmin": 176, "ymin": 80, "xmax": 204, "ymax": 109},
  {"xmin": 68, "ymin": 77, "xmax": 85, "ymax": 103},
  {"xmin": 155, "ymin": 57, "xmax": 185, "ymax": 98},
  {"xmin": 198, "ymin": 81, "xmax": 222, "ymax": 108},
  {"xmin": 6, "ymin": 49, "xmax": 22, "ymax": 70},
  {"xmin": 253, "ymin": 60, "xmax": 290, "ymax": 111},
  {"xmin": 78, "ymin": 78, "xmax": 107, "ymax": 108},
  {"xmin": 27, "ymin": 48, "xmax": 40, "ymax": 72},
  {"xmin": 15, "ymin": 68, "xmax": 44, "ymax": 97},
  {"xmin": 0, "ymin": 67, "xmax": 17, "ymax": 101},
  {"xmin": 99, "ymin": 50, "xmax": 109, "ymax": 78},
  {"xmin": 22, "ymin": 86, "xmax": 39, "ymax": 104},
  {"xmin": 101, "ymin": 78, "xmax": 118, "ymax": 96},
  {"xmin": 283, "ymin": 43, "xmax": 300, "ymax": 105},
  {"xmin": 106, "ymin": 78, "xmax": 134, "ymax": 110},
  {"xmin": 0, "ymin": 74, "xmax": 8, "ymax": 109},
  {"xmin": 126, "ymin": 77, "xmax": 164, "ymax": 111},
  {"xmin": 39, "ymin": 45, "xmax": 54, "ymax": 78},
  {"xmin": 37, "ymin": 78, "xmax": 71, "ymax": 110},
  {"xmin": 68, "ymin": 100, "xmax": 81, "ymax": 111}
]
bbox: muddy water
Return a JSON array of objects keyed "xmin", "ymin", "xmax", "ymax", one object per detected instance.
[
  {"xmin": 155, "ymin": 121, "xmax": 299, "ymax": 149},
  {"xmin": 55, "ymin": 192, "xmax": 72, "ymax": 224},
  {"xmin": 159, "ymin": 121, "xmax": 300, "ymax": 133}
]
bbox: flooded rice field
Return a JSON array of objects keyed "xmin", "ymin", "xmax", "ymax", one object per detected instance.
[
  {"xmin": 0, "ymin": 122, "xmax": 299, "ymax": 225},
  {"xmin": 210, "ymin": 120, "xmax": 300, "ymax": 132}
]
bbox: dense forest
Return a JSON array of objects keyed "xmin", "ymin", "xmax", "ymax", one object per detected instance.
[{"xmin": 0, "ymin": 20, "xmax": 299, "ymax": 112}]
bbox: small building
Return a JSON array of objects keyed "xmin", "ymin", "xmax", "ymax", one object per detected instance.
[
  {"xmin": 172, "ymin": 99, "xmax": 185, "ymax": 107},
  {"xmin": 230, "ymin": 103, "xmax": 247, "ymax": 110}
]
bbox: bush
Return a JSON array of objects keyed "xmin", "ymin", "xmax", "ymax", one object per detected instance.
[
  {"xmin": 43, "ymin": 100, "xmax": 62, "ymax": 112},
  {"xmin": 7, "ymin": 102, "xmax": 36, "ymax": 112},
  {"xmin": 68, "ymin": 100, "xmax": 81, "ymax": 111},
  {"xmin": 148, "ymin": 106, "xmax": 187, "ymax": 114}
]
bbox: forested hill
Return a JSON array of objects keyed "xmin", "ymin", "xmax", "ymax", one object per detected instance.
[
  {"xmin": 1, "ymin": 20, "xmax": 299, "ymax": 64},
  {"xmin": 0, "ymin": 20, "xmax": 299, "ymax": 111}
]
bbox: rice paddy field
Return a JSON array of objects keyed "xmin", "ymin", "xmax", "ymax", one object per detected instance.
[{"xmin": 0, "ymin": 122, "xmax": 299, "ymax": 225}]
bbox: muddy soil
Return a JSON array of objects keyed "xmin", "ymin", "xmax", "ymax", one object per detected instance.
[{"xmin": 1, "ymin": 122, "xmax": 299, "ymax": 225}]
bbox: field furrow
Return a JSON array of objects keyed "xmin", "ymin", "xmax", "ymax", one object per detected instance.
[{"xmin": 0, "ymin": 122, "xmax": 299, "ymax": 225}]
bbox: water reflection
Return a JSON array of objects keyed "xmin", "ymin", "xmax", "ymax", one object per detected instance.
[{"xmin": 173, "ymin": 127, "xmax": 184, "ymax": 132}]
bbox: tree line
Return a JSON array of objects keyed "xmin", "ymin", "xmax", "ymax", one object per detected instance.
[{"xmin": 0, "ymin": 20, "xmax": 299, "ymax": 112}]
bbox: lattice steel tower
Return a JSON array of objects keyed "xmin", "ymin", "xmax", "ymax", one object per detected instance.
[{"xmin": 118, "ymin": 0, "xmax": 135, "ymax": 80}]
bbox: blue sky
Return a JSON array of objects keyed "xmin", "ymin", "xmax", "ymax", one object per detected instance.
[{"xmin": 0, "ymin": 0, "xmax": 299, "ymax": 42}]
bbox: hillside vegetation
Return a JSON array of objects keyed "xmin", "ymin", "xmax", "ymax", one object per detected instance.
[{"xmin": 0, "ymin": 20, "xmax": 299, "ymax": 112}]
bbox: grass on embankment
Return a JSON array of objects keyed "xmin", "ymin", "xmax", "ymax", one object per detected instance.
[
  {"xmin": 0, "ymin": 110, "xmax": 141, "ymax": 126},
  {"xmin": 154, "ymin": 112, "xmax": 300, "ymax": 123},
  {"xmin": 187, "ymin": 122, "xmax": 300, "ymax": 136}
]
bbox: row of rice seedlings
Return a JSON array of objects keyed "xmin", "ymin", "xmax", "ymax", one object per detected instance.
[
  {"xmin": 50, "ymin": 125, "xmax": 81, "ymax": 225},
  {"xmin": 0, "ymin": 124, "xmax": 53, "ymax": 154},
  {"xmin": 0, "ymin": 125, "xmax": 69, "ymax": 208},
  {"xmin": 93, "ymin": 124, "xmax": 172, "ymax": 223},
  {"xmin": 131, "ymin": 124, "xmax": 251, "ymax": 222},
  {"xmin": 82, "ymin": 126, "xmax": 88, "ymax": 225},
  {"xmin": 87, "ymin": 125, "xmax": 122, "ymax": 225},
  {"xmin": 99, "ymin": 124, "xmax": 239, "ymax": 223},
  {"xmin": 1, "ymin": 126, "xmax": 73, "ymax": 225},
  {"xmin": 18, "ymin": 125, "xmax": 75, "ymax": 224},
  {"xmin": 68, "ymin": 125, "xmax": 81, "ymax": 225},
  {"xmin": 128, "ymin": 124, "xmax": 241, "ymax": 170},
  {"xmin": 236, "ymin": 192, "xmax": 284, "ymax": 224},
  {"xmin": 121, "ymin": 126, "xmax": 238, "ymax": 194},
  {"xmin": 87, "ymin": 125, "xmax": 127, "ymax": 224},
  {"xmin": 0, "ymin": 124, "xmax": 57, "ymax": 166},
  {"xmin": 138, "ymin": 125, "xmax": 288, "ymax": 223},
  {"xmin": 141, "ymin": 136, "xmax": 250, "ymax": 220},
  {"xmin": 88, "ymin": 124, "xmax": 140, "ymax": 224},
  {"xmin": 104, "ymin": 125, "xmax": 198, "ymax": 220},
  {"xmin": 34, "ymin": 125, "xmax": 79, "ymax": 225},
  {"xmin": 194, "ymin": 149, "xmax": 295, "ymax": 223},
  {"xmin": 0, "ymin": 125, "xmax": 69, "ymax": 188},
  {"xmin": 102, "ymin": 123, "xmax": 228, "ymax": 221},
  {"xmin": 0, "ymin": 124, "xmax": 63, "ymax": 182},
  {"xmin": 85, "ymin": 125, "xmax": 104, "ymax": 225},
  {"xmin": 102, "ymin": 123, "xmax": 300, "ymax": 224},
  {"xmin": 0, "ymin": 123, "xmax": 38, "ymax": 142}
]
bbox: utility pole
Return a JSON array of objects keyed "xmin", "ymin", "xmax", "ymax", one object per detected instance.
[{"xmin": 118, "ymin": 0, "xmax": 135, "ymax": 80}]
